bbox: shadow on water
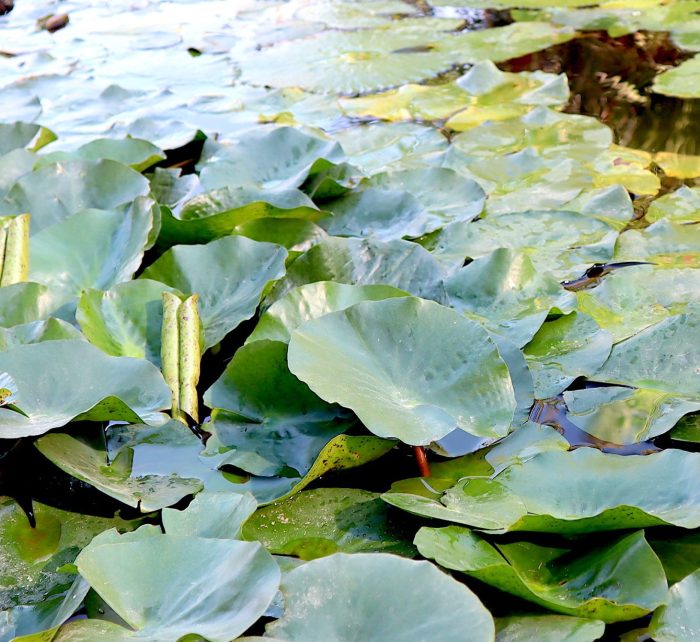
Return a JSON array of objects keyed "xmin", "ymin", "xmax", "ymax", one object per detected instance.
[{"xmin": 501, "ymin": 30, "xmax": 700, "ymax": 156}]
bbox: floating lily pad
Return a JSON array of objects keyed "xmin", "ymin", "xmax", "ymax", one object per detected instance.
[
  {"xmin": 653, "ymin": 54, "xmax": 700, "ymax": 98},
  {"xmin": 288, "ymin": 297, "xmax": 516, "ymax": 445},
  {"xmin": 198, "ymin": 127, "xmax": 344, "ymax": 191},
  {"xmin": 202, "ymin": 340, "xmax": 353, "ymax": 477},
  {"xmin": 576, "ymin": 265, "xmax": 700, "ymax": 342},
  {"xmin": 0, "ymin": 340, "xmax": 170, "ymax": 438},
  {"xmin": 524, "ymin": 312, "xmax": 613, "ymax": 398},
  {"xmin": 30, "ymin": 200, "xmax": 156, "ymax": 316},
  {"xmin": 614, "ymin": 220, "xmax": 700, "ymax": 268},
  {"xmin": 159, "ymin": 186, "xmax": 322, "ymax": 246},
  {"xmin": 270, "ymin": 236, "xmax": 447, "ymax": 303},
  {"xmin": 446, "ymin": 249, "xmax": 577, "ymax": 348},
  {"xmin": 593, "ymin": 307, "xmax": 700, "ymax": 396},
  {"xmin": 0, "ymin": 159, "xmax": 150, "ymax": 234},
  {"xmin": 0, "ymin": 498, "xmax": 136, "ymax": 610},
  {"xmin": 494, "ymin": 614, "xmax": 605, "ymax": 642},
  {"xmin": 248, "ymin": 281, "xmax": 408, "ymax": 345},
  {"xmin": 649, "ymin": 568, "xmax": 700, "ymax": 641},
  {"xmin": 242, "ymin": 488, "xmax": 415, "ymax": 560},
  {"xmin": 564, "ymin": 386, "xmax": 700, "ymax": 444},
  {"xmin": 141, "ymin": 235, "xmax": 287, "ymax": 349},
  {"xmin": 73, "ymin": 534, "xmax": 280, "ymax": 642},
  {"xmin": 427, "ymin": 210, "xmax": 617, "ymax": 278},
  {"xmin": 385, "ymin": 448, "xmax": 700, "ymax": 533},
  {"xmin": 0, "ymin": 318, "xmax": 82, "ymax": 351},
  {"xmin": 265, "ymin": 553, "xmax": 495, "ymax": 641},
  {"xmin": 415, "ymin": 526, "xmax": 667, "ymax": 622},
  {"xmin": 76, "ymin": 279, "xmax": 183, "ymax": 366}
]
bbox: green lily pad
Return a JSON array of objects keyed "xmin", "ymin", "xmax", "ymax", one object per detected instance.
[
  {"xmin": 248, "ymin": 281, "xmax": 408, "ymax": 345},
  {"xmin": 427, "ymin": 210, "xmax": 617, "ymax": 278},
  {"xmin": 0, "ymin": 318, "xmax": 83, "ymax": 351},
  {"xmin": 30, "ymin": 201, "xmax": 156, "ymax": 316},
  {"xmin": 38, "ymin": 138, "xmax": 165, "ymax": 172},
  {"xmin": 649, "ymin": 568, "xmax": 700, "ymax": 641},
  {"xmin": 242, "ymin": 488, "xmax": 415, "ymax": 560},
  {"xmin": 0, "ymin": 283, "xmax": 54, "ymax": 328},
  {"xmin": 73, "ymin": 534, "xmax": 280, "ymax": 642},
  {"xmin": 35, "ymin": 431, "xmax": 204, "ymax": 513},
  {"xmin": 0, "ymin": 498, "xmax": 137, "ymax": 610},
  {"xmin": 415, "ymin": 526, "xmax": 667, "ymax": 622},
  {"xmin": 0, "ymin": 159, "xmax": 150, "ymax": 234},
  {"xmin": 446, "ymin": 249, "xmax": 577, "ymax": 348},
  {"xmin": 593, "ymin": 307, "xmax": 700, "ymax": 396},
  {"xmin": 1, "ymin": 576, "xmax": 89, "ymax": 642},
  {"xmin": 265, "ymin": 553, "xmax": 495, "ymax": 641},
  {"xmin": 288, "ymin": 297, "xmax": 516, "ymax": 445},
  {"xmin": 564, "ymin": 387, "xmax": 700, "ymax": 444},
  {"xmin": 385, "ymin": 448, "xmax": 700, "ymax": 533},
  {"xmin": 0, "ymin": 122, "xmax": 47, "ymax": 155},
  {"xmin": 341, "ymin": 61, "xmax": 568, "ymax": 126},
  {"xmin": 495, "ymin": 614, "xmax": 605, "ymax": 642},
  {"xmin": 161, "ymin": 492, "xmax": 257, "ymax": 539},
  {"xmin": 237, "ymin": 22, "xmax": 461, "ymax": 95},
  {"xmin": 451, "ymin": 106, "xmax": 612, "ymax": 161},
  {"xmin": 0, "ymin": 340, "xmax": 170, "ymax": 438},
  {"xmin": 331, "ymin": 122, "xmax": 447, "ymax": 175},
  {"xmin": 141, "ymin": 235, "xmax": 287, "ymax": 349},
  {"xmin": 159, "ymin": 186, "xmax": 322, "ymax": 247},
  {"xmin": 0, "ymin": 150, "xmax": 36, "ymax": 200},
  {"xmin": 202, "ymin": 340, "xmax": 353, "ymax": 477},
  {"xmin": 646, "ymin": 186, "xmax": 700, "ymax": 224},
  {"xmin": 76, "ymin": 279, "xmax": 183, "ymax": 366},
  {"xmin": 524, "ymin": 312, "xmax": 613, "ymax": 398},
  {"xmin": 577, "ymin": 265, "xmax": 700, "ymax": 342},
  {"xmin": 198, "ymin": 127, "xmax": 344, "ymax": 191},
  {"xmin": 269, "ymin": 236, "xmax": 447, "ymax": 303},
  {"xmin": 653, "ymin": 54, "xmax": 700, "ymax": 98},
  {"xmin": 614, "ymin": 220, "xmax": 700, "ymax": 268}
]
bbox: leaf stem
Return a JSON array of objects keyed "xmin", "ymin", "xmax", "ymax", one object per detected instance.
[{"xmin": 413, "ymin": 446, "xmax": 430, "ymax": 477}]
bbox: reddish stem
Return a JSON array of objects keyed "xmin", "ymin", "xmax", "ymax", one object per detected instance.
[{"xmin": 412, "ymin": 446, "xmax": 431, "ymax": 477}]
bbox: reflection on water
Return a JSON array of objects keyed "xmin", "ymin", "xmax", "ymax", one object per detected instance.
[{"xmin": 501, "ymin": 30, "xmax": 700, "ymax": 156}]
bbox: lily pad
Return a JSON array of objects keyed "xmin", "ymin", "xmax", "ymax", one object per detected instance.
[
  {"xmin": 524, "ymin": 312, "xmax": 613, "ymax": 398},
  {"xmin": 385, "ymin": 448, "xmax": 700, "ymax": 533},
  {"xmin": 446, "ymin": 249, "xmax": 577, "ymax": 348},
  {"xmin": 0, "ymin": 340, "xmax": 170, "ymax": 438},
  {"xmin": 265, "ymin": 553, "xmax": 495, "ymax": 641},
  {"xmin": 0, "ymin": 498, "xmax": 136, "ymax": 609},
  {"xmin": 30, "ymin": 200, "xmax": 156, "ymax": 316},
  {"xmin": 76, "ymin": 279, "xmax": 183, "ymax": 366},
  {"xmin": 564, "ymin": 386, "xmax": 700, "ymax": 444},
  {"xmin": 0, "ymin": 318, "xmax": 83, "ymax": 351},
  {"xmin": 74, "ymin": 534, "xmax": 280, "ymax": 642},
  {"xmin": 495, "ymin": 615, "xmax": 605, "ymax": 642},
  {"xmin": 141, "ymin": 235, "xmax": 287, "ymax": 349},
  {"xmin": 576, "ymin": 265, "xmax": 700, "ymax": 342},
  {"xmin": 614, "ymin": 220, "xmax": 700, "ymax": 268},
  {"xmin": 202, "ymin": 340, "xmax": 354, "ymax": 477},
  {"xmin": 427, "ymin": 210, "xmax": 617, "ymax": 278},
  {"xmin": 288, "ymin": 297, "xmax": 516, "ymax": 445},
  {"xmin": 649, "ymin": 568, "xmax": 700, "ymax": 642},
  {"xmin": 269, "ymin": 236, "xmax": 447, "ymax": 303},
  {"xmin": 198, "ymin": 127, "xmax": 344, "ymax": 191},
  {"xmin": 35, "ymin": 431, "xmax": 204, "ymax": 513},
  {"xmin": 593, "ymin": 307, "xmax": 700, "ymax": 396},
  {"xmin": 415, "ymin": 526, "xmax": 667, "ymax": 622},
  {"xmin": 0, "ymin": 159, "xmax": 150, "ymax": 234},
  {"xmin": 652, "ymin": 54, "xmax": 700, "ymax": 98},
  {"xmin": 160, "ymin": 186, "xmax": 322, "ymax": 247},
  {"xmin": 248, "ymin": 281, "xmax": 408, "ymax": 345},
  {"xmin": 242, "ymin": 488, "xmax": 415, "ymax": 560},
  {"xmin": 161, "ymin": 492, "xmax": 257, "ymax": 539}
]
